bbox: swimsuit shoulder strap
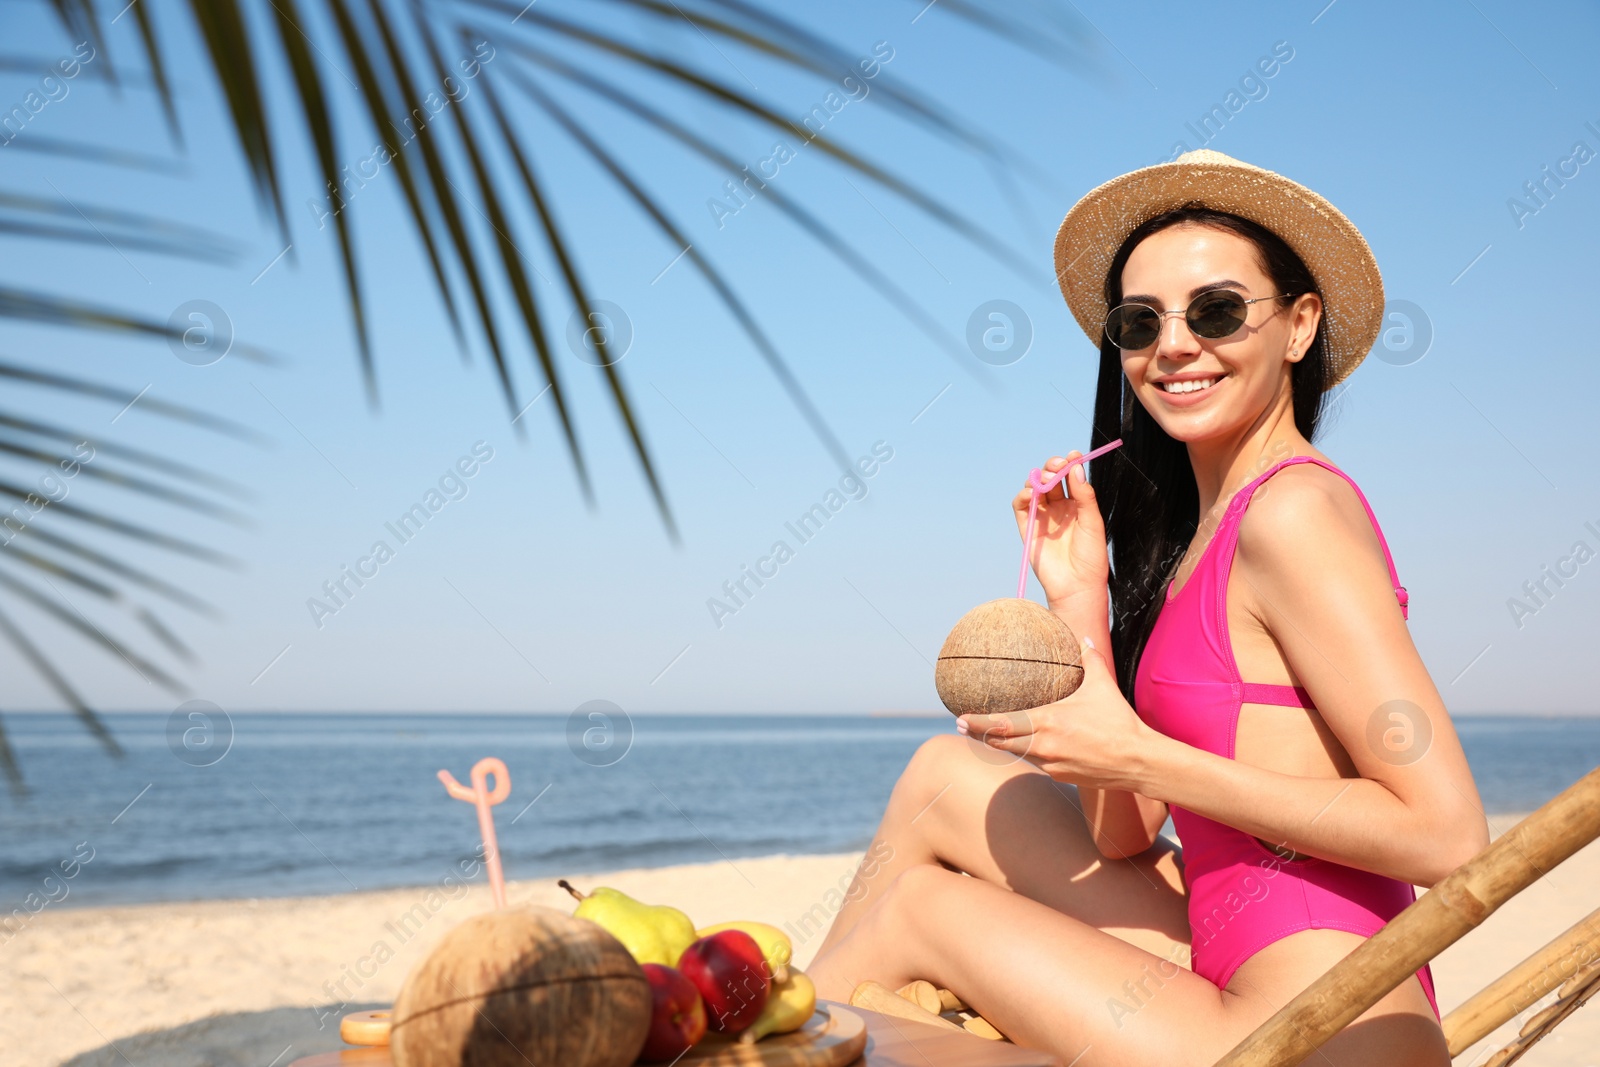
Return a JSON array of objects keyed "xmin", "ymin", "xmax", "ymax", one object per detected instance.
[{"xmin": 1217, "ymin": 455, "xmax": 1409, "ymax": 619}]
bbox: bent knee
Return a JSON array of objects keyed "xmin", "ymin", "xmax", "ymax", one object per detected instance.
[
  {"xmin": 906, "ymin": 730, "xmax": 1037, "ymax": 778},
  {"xmin": 918, "ymin": 731, "xmax": 968, "ymax": 758},
  {"xmin": 893, "ymin": 733, "xmax": 986, "ymax": 811},
  {"xmin": 909, "ymin": 731, "xmax": 968, "ymax": 772},
  {"xmin": 903, "ymin": 729, "xmax": 1044, "ymax": 790},
  {"xmin": 894, "ymin": 733, "xmax": 965, "ymax": 798},
  {"xmin": 890, "ymin": 860, "xmax": 951, "ymax": 891},
  {"xmin": 879, "ymin": 862, "xmax": 963, "ymax": 911}
]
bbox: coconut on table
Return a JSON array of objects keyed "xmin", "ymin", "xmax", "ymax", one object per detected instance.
[{"xmin": 391, "ymin": 905, "xmax": 651, "ymax": 1067}]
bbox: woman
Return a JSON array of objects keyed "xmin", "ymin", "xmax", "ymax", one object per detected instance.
[{"xmin": 806, "ymin": 151, "xmax": 1489, "ymax": 1065}]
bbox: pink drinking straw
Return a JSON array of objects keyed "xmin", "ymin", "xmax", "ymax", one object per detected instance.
[
  {"xmin": 1016, "ymin": 439, "xmax": 1124, "ymax": 599},
  {"xmin": 438, "ymin": 757, "xmax": 512, "ymax": 909}
]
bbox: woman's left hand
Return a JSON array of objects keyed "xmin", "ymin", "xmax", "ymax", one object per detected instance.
[{"xmin": 955, "ymin": 642, "xmax": 1152, "ymax": 791}]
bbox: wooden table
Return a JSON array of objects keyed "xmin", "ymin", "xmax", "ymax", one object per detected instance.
[
  {"xmin": 836, "ymin": 1001, "xmax": 1061, "ymax": 1067},
  {"xmin": 286, "ymin": 1000, "xmax": 1061, "ymax": 1067}
]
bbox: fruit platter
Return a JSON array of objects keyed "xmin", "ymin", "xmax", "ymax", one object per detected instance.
[
  {"xmin": 303, "ymin": 757, "xmax": 866, "ymax": 1067},
  {"xmin": 561, "ymin": 882, "xmax": 829, "ymax": 1058}
]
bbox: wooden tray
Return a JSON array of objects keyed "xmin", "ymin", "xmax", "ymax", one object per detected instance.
[
  {"xmin": 287, "ymin": 999, "xmax": 1061, "ymax": 1067},
  {"xmin": 678, "ymin": 1004, "xmax": 865, "ymax": 1065},
  {"xmin": 288, "ymin": 1005, "xmax": 865, "ymax": 1067}
]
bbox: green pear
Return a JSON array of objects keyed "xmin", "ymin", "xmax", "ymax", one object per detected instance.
[{"xmin": 559, "ymin": 880, "xmax": 697, "ymax": 967}]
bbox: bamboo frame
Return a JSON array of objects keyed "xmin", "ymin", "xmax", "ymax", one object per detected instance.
[
  {"xmin": 1478, "ymin": 964, "xmax": 1600, "ymax": 1067},
  {"xmin": 1442, "ymin": 905, "xmax": 1600, "ymax": 1055},
  {"xmin": 1210, "ymin": 766, "xmax": 1600, "ymax": 1067}
]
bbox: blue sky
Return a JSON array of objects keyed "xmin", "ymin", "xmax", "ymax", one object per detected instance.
[{"xmin": 0, "ymin": 0, "xmax": 1596, "ymax": 715}]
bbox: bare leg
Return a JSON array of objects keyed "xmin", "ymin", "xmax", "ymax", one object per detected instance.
[
  {"xmin": 811, "ymin": 864, "xmax": 1446, "ymax": 1067},
  {"xmin": 810, "ymin": 734, "xmax": 1188, "ymax": 964}
]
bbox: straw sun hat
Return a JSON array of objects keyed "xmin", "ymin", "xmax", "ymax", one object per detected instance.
[{"xmin": 1053, "ymin": 149, "xmax": 1383, "ymax": 388}]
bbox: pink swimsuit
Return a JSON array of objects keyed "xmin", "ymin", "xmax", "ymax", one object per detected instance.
[{"xmin": 1133, "ymin": 456, "xmax": 1438, "ymax": 1018}]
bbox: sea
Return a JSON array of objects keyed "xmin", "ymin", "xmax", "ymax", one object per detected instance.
[{"xmin": 2, "ymin": 712, "xmax": 1597, "ymax": 909}]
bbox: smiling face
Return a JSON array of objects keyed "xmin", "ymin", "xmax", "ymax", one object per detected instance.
[{"xmin": 1115, "ymin": 223, "xmax": 1321, "ymax": 444}]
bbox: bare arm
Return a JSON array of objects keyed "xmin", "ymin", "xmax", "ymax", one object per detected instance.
[
  {"xmin": 1054, "ymin": 591, "xmax": 1167, "ymax": 859},
  {"xmin": 1018, "ymin": 455, "xmax": 1168, "ymax": 859},
  {"xmin": 1076, "ymin": 777, "xmax": 1169, "ymax": 859},
  {"xmin": 1137, "ymin": 467, "xmax": 1487, "ymax": 884},
  {"xmin": 973, "ymin": 466, "xmax": 1488, "ymax": 885}
]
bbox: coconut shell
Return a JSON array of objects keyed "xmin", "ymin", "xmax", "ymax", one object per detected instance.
[
  {"xmin": 934, "ymin": 598, "xmax": 1083, "ymax": 716},
  {"xmin": 391, "ymin": 905, "xmax": 650, "ymax": 1067}
]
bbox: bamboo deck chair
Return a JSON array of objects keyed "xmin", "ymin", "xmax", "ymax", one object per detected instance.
[{"xmin": 1212, "ymin": 765, "xmax": 1600, "ymax": 1067}]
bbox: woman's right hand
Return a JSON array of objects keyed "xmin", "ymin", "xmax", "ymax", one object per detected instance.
[{"xmin": 1013, "ymin": 452, "xmax": 1110, "ymax": 622}]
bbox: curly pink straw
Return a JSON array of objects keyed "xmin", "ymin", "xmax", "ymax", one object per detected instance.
[
  {"xmin": 1016, "ymin": 439, "xmax": 1124, "ymax": 599},
  {"xmin": 438, "ymin": 758, "xmax": 512, "ymax": 909}
]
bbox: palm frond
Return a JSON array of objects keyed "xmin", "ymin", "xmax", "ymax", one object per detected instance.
[
  {"xmin": 267, "ymin": 0, "xmax": 374, "ymax": 397},
  {"xmin": 0, "ymin": 413, "xmax": 251, "ymax": 500},
  {"xmin": 3, "ymin": 521, "xmax": 219, "ymax": 617},
  {"xmin": 498, "ymin": 43, "xmax": 985, "ymax": 381},
  {"xmin": 136, "ymin": 606, "xmax": 196, "ymax": 663},
  {"xmin": 495, "ymin": 62, "xmax": 859, "ymax": 472},
  {"xmin": 0, "ymin": 542, "xmax": 203, "ymax": 659},
  {"xmin": 900, "ymin": 0, "xmax": 1094, "ymax": 66},
  {"xmin": 0, "ymin": 54, "xmax": 121, "ymax": 81},
  {"xmin": 359, "ymin": 0, "xmax": 519, "ymax": 415},
  {"xmin": 0, "ymin": 0, "xmax": 1088, "ymax": 786},
  {"xmin": 0, "ymin": 398, "xmax": 240, "ymax": 785},
  {"xmin": 0, "ymin": 190, "xmax": 237, "ymax": 255},
  {"xmin": 0, "ymin": 136, "xmax": 188, "ymax": 173},
  {"xmin": 469, "ymin": 0, "xmax": 1035, "ymax": 276},
  {"xmin": 322, "ymin": 0, "xmax": 470, "ymax": 397},
  {"xmin": 0, "ymin": 707, "xmax": 22, "ymax": 795},
  {"xmin": 464, "ymin": 72, "xmax": 666, "ymax": 528},
  {"xmin": 129, "ymin": 0, "xmax": 182, "ymax": 146},
  {"xmin": 0, "ymin": 478, "xmax": 238, "ymax": 566},
  {"xmin": 0, "ymin": 360, "xmax": 265, "ymax": 442},
  {"xmin": 46, "ymin": 0, "xmax": 116, "ymax": 87},
  {"xmin": 2, "ymin": 541, "xmax": 120, "ymax": 601},
  {"xmin": 0, "ymin": 219, "xmax": 232, "ymax": 262},
  {"xmin": 0, "ymin": 288, "xmax": 278, "ymax": 368},
  {"xmin": 185, "ymin": 0, "xmax": 291, "ymax": 249},
  {"xmin": 0, "ymin": 593, "xmax": 129, "ymax": 792},
  {"xmin": 0, "ymin": 437, "xmax": 250, "ymax": 524},
  {"xmin": 415, "ymin": 15, "xmax": 596, "ymax": 503},
  {"xmin": 0, "ymin": 566, "xmax": 186, "ymax": 694},
  {"xmin": 606, "ymin": 0, "xmax": 1066, "ymax": 179}
]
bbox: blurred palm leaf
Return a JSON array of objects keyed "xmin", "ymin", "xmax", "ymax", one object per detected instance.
[
  {"xmin": 0, "ymin": 0, "xmax": 1087, "ymax": 787},
  {"xmin": 0, "ymin": 358, "xmax": 251, "ymax": 792}
]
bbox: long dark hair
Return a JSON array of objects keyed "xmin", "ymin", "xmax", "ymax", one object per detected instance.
[{"xmin": 1086, "ymin": 206, "xmax": 1332, "ymax": 700}]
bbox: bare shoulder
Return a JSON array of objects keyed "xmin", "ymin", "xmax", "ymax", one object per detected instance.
[{"xmin": 1235, "ymin": 461, "xmax": 1386, "ymax": 575}]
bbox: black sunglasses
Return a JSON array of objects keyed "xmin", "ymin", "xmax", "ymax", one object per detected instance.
[{"xmin": 1103, "ymin": 289, "xmax": 1294, "ymax": 350}]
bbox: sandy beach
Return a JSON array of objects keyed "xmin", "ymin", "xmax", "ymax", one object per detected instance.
[{"xmin": 10, "ymin": 814, "xmax": 1598, "ymax": 1067}]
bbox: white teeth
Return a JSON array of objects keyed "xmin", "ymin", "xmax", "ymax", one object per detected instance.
[{"xmin": 1160, "ymin": 377, "xmax": 1219, "ymax": 394}]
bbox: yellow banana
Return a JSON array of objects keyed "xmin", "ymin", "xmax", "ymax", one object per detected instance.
[
  {"xmin": 695, "ymin": 920, "xmax": 792, "ymax": 982},
  {"xmin": 738, "ymin": 969, "xmax": 815, "ymax": 1044}
]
